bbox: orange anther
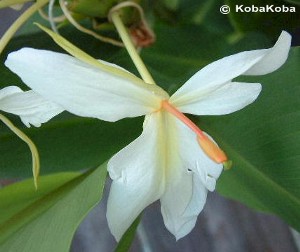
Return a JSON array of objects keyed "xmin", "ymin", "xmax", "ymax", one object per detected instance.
[
  {"xmin": 197, "ymin": 136, "xmax": 228, "ymax": 164},
  {"xmin": 162, "ymin": 100, "xmax": 230, "ymax": 166}
]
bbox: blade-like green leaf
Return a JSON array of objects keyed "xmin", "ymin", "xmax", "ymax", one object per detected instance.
[
  {"xmin": 0, "ymin": 172, "xmax": 80, "ymax": 223},
  {"xmin": 0, "ymin": 114, "xmax": 142, "ymax": 177},
  {"xmin": 0, "ymin": 163, "xmax": 107, "ymax": 252},
  {"xmin": 226, "ymin": 0, "xmax": 300, "ymax": 37},
  {"xmin": 141, "ymin": 23, "xmax": 271, "ymax": 91},
  {"xmin": 199, "ymin": 48, "xmax": 300, "ymax": 231},
  {"xmin": 284, "ymin": 0, "xmax": 300, "ymax": 5}
]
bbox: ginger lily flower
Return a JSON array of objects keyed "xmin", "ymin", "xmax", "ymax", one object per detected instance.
[{"xmin": 4, "ymin": 30, "xmax": 291, "ymax": 240}]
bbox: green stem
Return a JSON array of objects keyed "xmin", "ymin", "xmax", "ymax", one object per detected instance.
[
  {"xmin": 110, "ymin": 11, "xmax": 156, "ymax": 85},
  {"xmin": 0, "ymin": 114, "xmax": 40, "ymax": 189},
  {"xmin": 0, "ymin": 0, "xmax": 49, "ymax": 54}
]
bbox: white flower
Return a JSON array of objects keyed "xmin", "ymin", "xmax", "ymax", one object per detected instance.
[
  {"xmin": 0, "ymin": 86, "xmax": 63, "ymax": 127},
  {"xmin": 4, "ymin": 31, "xmax": 291, "ymax": 240}
]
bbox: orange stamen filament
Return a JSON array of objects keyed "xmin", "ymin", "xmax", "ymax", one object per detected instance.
[
  {"xmin": 161, "ymin": 100, "xmax": 206, "ymax": 140},
  {"xmin": 161, "ymin": 100, "xmax": 230, "ymax": 165}
]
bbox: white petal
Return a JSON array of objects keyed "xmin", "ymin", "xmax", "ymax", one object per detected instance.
[
  {"xmin": 0, "ymin": 86, "xmax": 21, "ymax": 99},
  {"xmin": 172, "ymin": 82, "xmax": 262, "ymax": 116},
  {"xmin": 176, "ymin": 120, "xmax": 223, "ymax": 191},
  {"xmin": 171, "ymin": 31, "xmax": 291, "ymax": 105},
  {"xmin": 5, "ymin": 48, "xmax": 168, "ymax": 122},
  {"xmin": 160, "ymin": 171, "xmax": 207, "ymax": 240},
  {"xmin": 106, "ymin": 113, "xmax": 165, "ymax": 241},
  {"xmin": 160, "ymin": 172, "xmax": 214, "ymax": 239},
  {"xmin": 0, "ymin": 86, "xmax": 63, "ymax": 127},
  {"xmin": 192, "ymin": 134, "xmax": 224, "ymax": 192},
  {"xmin": 160, "ymin": 113, "xmax": 223, "ymax": 239},
  {"xmin": 244, "ymin": 31, "xmax": 291, "ymax": 75}
]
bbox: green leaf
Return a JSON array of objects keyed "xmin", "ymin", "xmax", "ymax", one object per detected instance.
[
  {"xmin": 141, "ymin": 23, "xmax": 272, "ymax": 91},
  {"xmin": 152, "ymin": 0, "xmax": 233, "ymax": 35},
  {"xmin": 0, "ymin": 172, "xmax": 79, "ymax": 223},
  {"xmin": 284, "ymin": 0, "xmax": 300, "ymax": 5},
  {"xmin": 0, "ymin": 163, "xmax": 107, "ymax": 251},
  {"xmin": 179, "ymin": 0, "xmax": 233, "ymax": 35},
  {"xmin": 226, "ymin": 0, "xmax": 300, "ymax": 37},
  {"xmin": 197, "ymin": 47, "xmax": 300, "ymax": 231},
  {"xmin": 0, "ymin": 113, "xmax": 142, "ymax": 177}
]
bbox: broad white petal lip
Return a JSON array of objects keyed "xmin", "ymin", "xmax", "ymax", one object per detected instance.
[
  {"xmin": 0, "ymin": 86, "xmax": 63, "ymax": 127},
  {"xmin": 5, "ymin": 48, "xmax": 168, "ymax": 122},
  {"xmin": 160, "ymin": 112, "xmax": 223, "ymax": 239},
  {"xmin": 172, "ymin": 82, "xmax": 262, "ymax": 116},
  {"xmin": 161, "ymin": 174, "xmax": 207, "ymax": 240},
  {"xmin": 107, "ymin": 109, "xmax": 223, "ymax": 241},
  {"xmin": 171, "ymin": 31, "xmax": 291, "ymax": 108},
  {"xmin": 106, "ymin": 113, "xmax": 165, "ymax": 241},
  {"xmin": 171, "ymin": 115, "xmax": 223, "ymax": 192}
]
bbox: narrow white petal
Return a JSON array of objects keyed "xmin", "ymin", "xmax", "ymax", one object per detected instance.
[
  {"xmin": 171, "ymin": 31, "xmax": 290, "ymax": 106},
  {"xmin": 106, "ymin": 113, "xmax": 165, "ymax": 241},
  {"xmin": 0, "ymin": 86, "xmax": 63, "ymax": 127},
  {"xmin": 5, "ymin": 48, "xmax": 168, "ymax": 122},
  {"xmin": 172, "ymin": 82, "xmax": 262, "ymax": 116},
  {"xmin": 160, "ymin": 113, "xmax": 222, "ymax": 239},
  {"xmin": 244, "ymin": 31, "xmax": 291, "ymax": 75}
]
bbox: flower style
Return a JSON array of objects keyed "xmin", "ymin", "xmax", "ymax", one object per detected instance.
[{"xmin": 4, "ymin": 30, "xmax": 291, "ymax": 240}]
